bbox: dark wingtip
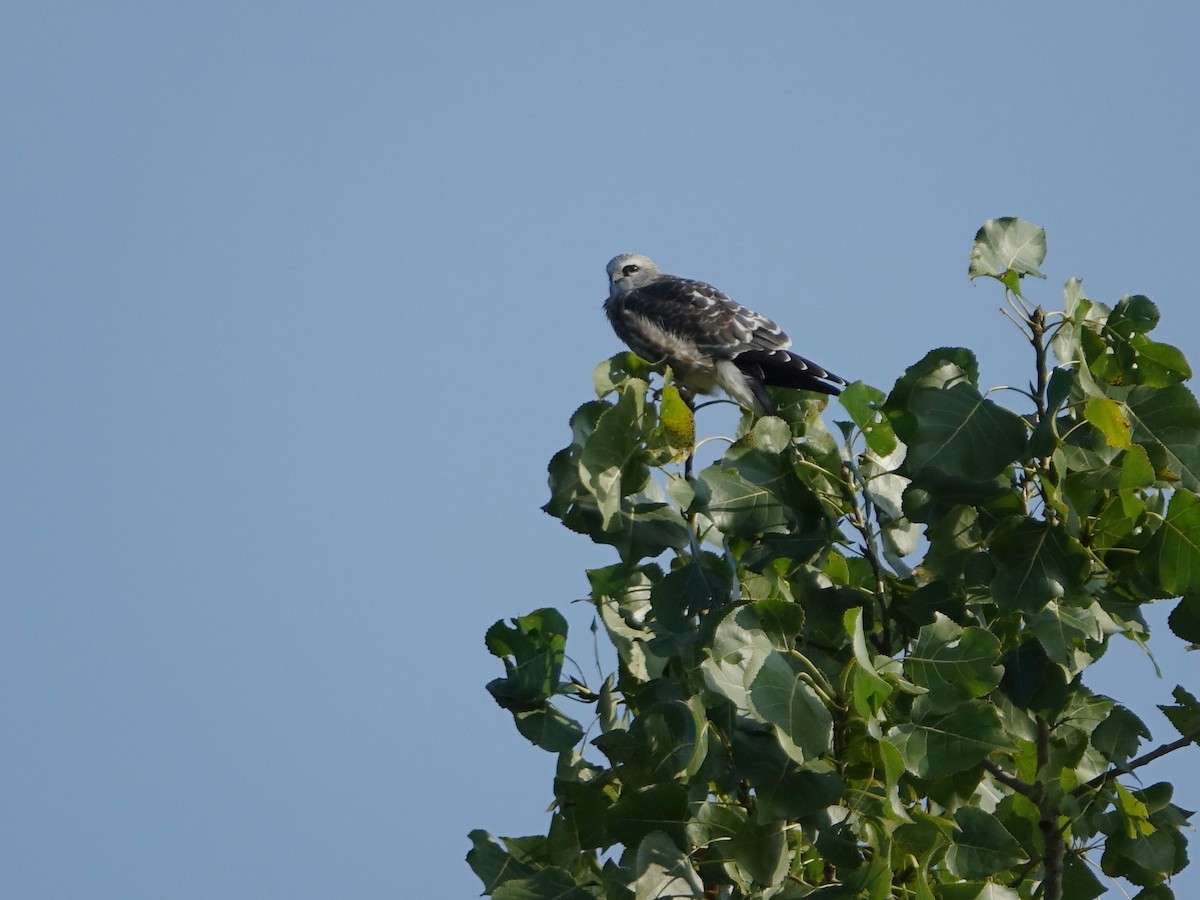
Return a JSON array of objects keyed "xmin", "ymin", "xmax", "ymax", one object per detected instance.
[
  {"xmin": 805, "ymin": 379, "xmax": 845, "ymax": 397},
  {"xmin": 734, "ymin": 348, "xmax": 846, "ymax": 396}
]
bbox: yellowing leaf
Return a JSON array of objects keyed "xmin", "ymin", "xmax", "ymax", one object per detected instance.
[
  {"xmin": 1084, "ymin": 397, "xmax": 1132, "ymax": 449},
  {"xmin": 659, "ymin": 383, "xmax": 695, "ymax": 455}
]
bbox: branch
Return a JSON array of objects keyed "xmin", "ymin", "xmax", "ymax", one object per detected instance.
[
  {"xmin": 1072, "ymin": 725, "xmax": 1200, "ymax": 797},
  {"xmin": 1036, "ymin": 717, "xmax": 1065, "ymax": 900},
  {"xmin": 981, "ymin": 759, "xmax": 1038, "ymax": 800}
]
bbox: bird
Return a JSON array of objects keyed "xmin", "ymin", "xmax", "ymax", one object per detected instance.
[{"xmin": 603, "ymin": 253, "xmax": 846, "ymax": 414}]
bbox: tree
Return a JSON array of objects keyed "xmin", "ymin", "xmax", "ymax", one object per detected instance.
[{"xmin": 470, "ymin": 219, "xmax": 1200, "ymax": 900}]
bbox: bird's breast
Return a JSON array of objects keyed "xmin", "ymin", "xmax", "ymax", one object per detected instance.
[{"xmin": 617, "ymin": 310, "xmax": 711, "ymax": 367}]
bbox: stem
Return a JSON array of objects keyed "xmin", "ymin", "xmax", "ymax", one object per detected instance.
[
  {"xmin": 1026, "ymin": 304, "xmax": 1060, "ymax": 525},
  {"xmin": 796, "ymin": 673, "xmax": 836, "ymax": 709},
  {"xmin": 986, "ymin": 384, "xmax": 1039, "ymax": 403},
  {"xmin": 1029, "ymin": 305, "xmax": 1050, "ymax": 423},
  {"xmin": 1006, "ymin": 286, "xmax": 1035, "ymax": 321},
  {"xmin": 841, "ymin": 459, "xmax": 891, "ymax": 653},
  {"xmin": 1000, "ymin": 305, "xmax": 1029, "ymax": 334},
  {"xmin": 791, "ymin": 649, "xmax": 837, "ymax": 701}
]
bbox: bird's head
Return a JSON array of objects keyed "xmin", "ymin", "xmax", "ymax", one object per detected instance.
[{"xmin": 606, "ymin": 253, "xmax": 660, "ymax": 297}]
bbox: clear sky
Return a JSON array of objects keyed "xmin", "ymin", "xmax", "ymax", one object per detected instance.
[{"xmin": 4, "ymin": 4, "xmax": 1199, "ymax": 898}]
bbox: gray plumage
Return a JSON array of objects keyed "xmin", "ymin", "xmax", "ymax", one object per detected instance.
[{"xmin": 603, "ymin": 253, "xmax": 845, "ymax": 414}]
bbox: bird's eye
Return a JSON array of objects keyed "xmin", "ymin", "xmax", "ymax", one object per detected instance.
[{"xmin": 622, "ymin": 264, "xmax": 640, "ymax": 275}]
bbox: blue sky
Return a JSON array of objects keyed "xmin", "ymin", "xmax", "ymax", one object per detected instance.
[{"xmin": 4, "ymin": 4, "xmax": 1199, "ymax": 897}]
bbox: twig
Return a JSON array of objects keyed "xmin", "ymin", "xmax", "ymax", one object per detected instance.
[
  {"xmin": 1000, "ymin": 305, "xmax": 1030, "ymax": 334},
  {"xmin": 1072, "ymin": 725, "xmax": 1200, "ymax": 797}
]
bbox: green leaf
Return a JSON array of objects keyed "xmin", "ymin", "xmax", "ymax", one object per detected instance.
[
  {"xmin": 893, "ymin": 809, "xmax": 953, "ymax": 861},
  {"xmin": 1158, "ymin": 686, "xmax": 1200, "ymax": 743},
  {"xmin": 845, "ymin": 608, "xmax": 893, "ymax": 717},
  {"xmin": 485, "ymin": 608, "xmax": 569, "ymax": 709},
  {"xmin": 1049, "ymin": 277, "xmax": 1099, "ymax": 366},
  {"xmin": 607, "ymin": 784, "xmax": 689, "ymax": 852},
  {"xmin": 1139, "ymin": 489, "xmax": 1200, "ymax": 595},
  {"xmin": 1130, "ymin": 886, "xmax": 1176, "ymax": 900},
  {"xmin": 1102, "ymin": 820, "xmax": 1187, "ymax": 885},
  {"xmin": 1027, "ymin": 600, "xmax": 1104, "ymax": 672},
  {"xmin": 547, "ymin": 411, "xmax": 691, "ymax": 563},
  {"xmin": 748, "ymin": 650, "xmax": 834, "ymax": 763},
  {"xmin": 555, "ymin": 776, "xmax": 612, "ymax": 851},
  {"xmin": 1168, "ymin": 594, "xmax": 1200, "ymax": 644},
  {"xmin": 697, "ymin": 465, "xmax": 791, "ymax": 538},
  {"xmin": 512, "ymin": 705, "xmax": 584, "ymax": 753},
  {"xmin": 1121, "ymin": 443, "xmax": 1157, "ymax": 491},
  {"xmin": 891, "ymin": 382, "xmax": 1028, "ymax": 487},
  {"xmin": 945, "ymin": 806, "xmax": 1024, "ymax": 878},
  {"xmin": 752, "ymin": 595, "xmax": 804, "ymax": 648},
  {"xmin": 651, "ymin": 559, "xmax": 727, "ymax": 630},
  {"xmin": 904, "ymin": 615, "xmax": 1003, "ymax": 712},
  {"xmin": 609, "ymin": 499, "xmax": 693, "ymax": 562},
  {"xmin": 697, "ymin": 419, "xmax": 826, "ymax": 542},
  {"xmin": 1125, "ymin": 383, "xmax": 1200, "ymax": 491},
  {"xmin": 1061, "ymin": 855, "xmax": 1107, "ymax": 900},
  {"xmin": 730, "ymin": 727, "xmax": 844, "ymax": 820},
  {"xmin": 686, "ymin": 799, "xmax": 744, "ymax": 851},
  {"xmin": 990, "ymin": 518, "xmax": 1091, "ymax": 614},
  {"xmin": 466, "ymin": 830, "xmax": 537, "ymax": 893},
  {"xmin": 561, "ymin": 492, "xmax": 691, "ymax": 564},
  {"xmin": 588, "ymin": 564, "xmax": 672, "ymax": 682},
  {"xmin": 888, "ymin": 697, "xmax": 1010, "ymax": 778},
  {"xmin": 700, "ymin": 605, "xmax": 776, "ymax": 714},
  {"xmin": 1126, "ymin": 337, "xmax": 1192, "ymax": 387},
  {"xmin": 628, "ymin": 831, "xmax": 705, "ymax": 900},
  {"xmin": 1085, "ymin": 295, "xmax": 1192, "ymax": 388},
  {"xmin": 578, "ymin": 382, "xmax": 651, "ymax": 528},
  {"xmin": 969, "ymin": 217, "xmax": 1048, "ymax": 289},
  {"xmin": 990, "ymin": 792, "xmax": 1040, "ymax": 859},
  {"xmin": 543, "ymin": 446, "xmax": 584, "ymax": 521},
  {"xmin": 921, "ymin": 504, "xmax": 984, "ymax": 579},
  {"xmin": 1092, "ymin": 705, "xmax": 1151, "ymax": 766},
  {"xmin": 492, "ymin": 867, "xmax": 594, "ymax": 900},
  {"xmin": 998, "ymin": 639, "xmax": 1068, "ymax": 712},
  {"xmin": 594, "ymin": 351, "xmax": 655, "ymax": 397},
  {"xmin": 625, "ymin": 700, "xmax": 707, "ymax": 782},
  {"xmin": 839, "ymin": 381, "xmax": 897, "ymax": 456},
  {"xmin": 1110, "ymin": 294, "xmax": 1161, "ymax": 336},
  {"xmin": 728, "ymin": 819, "xmax": 789, "ymax": 887},
  {"xmin": 940, "ymin": 880, "xmax": 1021, "ymax": 900},
  {"xmin": 886, "ymin": 347, "xmax": 981, "ymax": 420}
]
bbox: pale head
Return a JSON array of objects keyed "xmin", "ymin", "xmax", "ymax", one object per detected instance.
[{"xmin": 606, "ymin": 253, "xmax": 661, "ymax": 297}]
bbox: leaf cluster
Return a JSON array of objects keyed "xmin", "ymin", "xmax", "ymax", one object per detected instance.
[{"xmin": 473, "ymin": 220, "xmax": 1200, "ymax": 899}]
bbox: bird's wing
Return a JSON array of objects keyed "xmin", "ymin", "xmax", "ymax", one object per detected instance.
[
  {"xmin": 620, "ymin": 276, "xmax": 791, "ymax": 358},
  {"xmin": 733, "ymin": 348, "xmax": 847, "ymax": 396}
]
